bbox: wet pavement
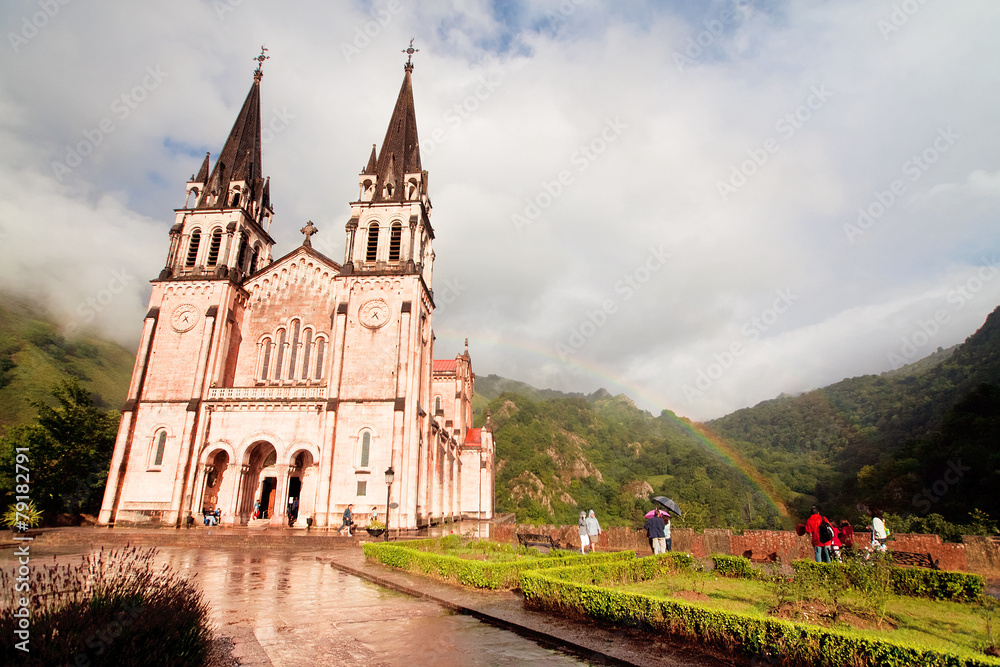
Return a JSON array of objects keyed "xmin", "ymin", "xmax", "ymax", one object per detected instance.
[{"xmin": 16, "ymin": 533, "xmax": 736, "ymax": 666}]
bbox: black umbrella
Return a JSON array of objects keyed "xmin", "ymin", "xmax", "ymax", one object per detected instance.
[{"xmin": 653, "ymin": 496, "xmax": 683, "ymax": 517}]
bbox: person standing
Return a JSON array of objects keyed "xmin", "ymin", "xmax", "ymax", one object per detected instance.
[
  {"xmin": 585, "ymin": 510, "xmax": 602, "ymax": 554},
  {"xmin": 805, "ymin": 506, "xmax": 834, "ymax": 563},
  {"xmin": 839, "ymin": 520, "xmax": 855, "ymax": 551},
  {"xmin": 663, "ymin": 511, "xmax": 672, "ymax": 552},
  {"xmin": 868, "ymin": 509, "xmax": 888, "ymax": 553},
  {"xmin": 578, "ymin": 511, "xmax": 589, "ymax": 554},
  {"xmin": 645, "ymin": 510, "xmax": 667, "ymax": 554}
]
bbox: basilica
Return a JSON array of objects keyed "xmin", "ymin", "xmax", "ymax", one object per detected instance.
[{"xmin": 98, "ymin": 51, "xmax": 494, "ymax": 531}]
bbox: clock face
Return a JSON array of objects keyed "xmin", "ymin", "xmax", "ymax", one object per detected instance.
[
  {"xmin": 170, "ymin": 304, "xmax": 199, "ymax": 333},
  {"xmin": 359, "ymin": 299, "xmax": 390, "ymax": 329}
]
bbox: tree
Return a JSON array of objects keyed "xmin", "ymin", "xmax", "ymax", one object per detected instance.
[{"xmin": 0, "ymin": 379, "xmax": 119, "ymax": 519}]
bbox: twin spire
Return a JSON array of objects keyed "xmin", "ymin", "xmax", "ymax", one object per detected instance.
[{"xmin": 190, "ymin": 43, "xmax": 421, "ymax": 212}]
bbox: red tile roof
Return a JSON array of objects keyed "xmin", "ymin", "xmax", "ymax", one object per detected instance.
[
  {"xmin": 433, "ymin": 359, "xmax": 457, "ymax": 373},
  {"xmin": 464, "ymin": 428, "xmax": 482, "ymax": 446}
]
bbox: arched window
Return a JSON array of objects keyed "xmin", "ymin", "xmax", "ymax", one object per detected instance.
[
  {"xmin": 152, "ymin": 430, "xmax": 166, "ymax": 466},
  {"xmin": 434, "ymin": 396, "xmax": 442, "ymax": 415},
  {"xmin": 185, "ymin": 230, "xmax": 201, "ymax": 267},
  {"xmin": 231, "ymin": 191, "xmax": 241, "ymax": 207},
  {"xmin": 366, "ymin": 223, "xmax": 379, "ymax": 261},
  {"xmin": 360, "ymin": 431, "xmax": 371, "ymax": 468},
  {"xmin": 301, "ymin": 330, "xmax": 313, "ymax": 380},
  {"xmin": 250, "ymin": 243, "xmax": 261, "ymax": 273},
  {"xmin": 314, "ymin": 337, "xmax": 326, "ymax": 379},
  {"xmin": 389, "ymin": 222, "xmax": 402, "ymax": 261},
  {"xmin": 287, "ymin": 320, "xmax": 300, "ymax": 380},
  {"xmin": 237, "ymin": 237, "xmax": 250, "ymax": 273},
  {"xmin": 207, "ymin": 229, "xmax": 223, "ymax": 266},
  {"xmin": 259, "ymin": 338, "xmax": 272, "ymax": 381},
  {"xmin": 274, "ymin": 328, "xmax": 287, "ymax": 379}
]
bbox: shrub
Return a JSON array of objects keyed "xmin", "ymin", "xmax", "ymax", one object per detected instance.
[
  {"xmin": 363, "ymin": 540, "xmax": 635, "ymax": 589},
  {"xmin": 3, "ymin": 500, "xmax": 43, "ymax": 529},
  {"xmin": 0, "ymin": 545, "xmax": 212, "ymax": 666},
  {"xmin": 712, "ymin": 554, "xmax": 767, "ymax": 580},
  {"xmin": 521, "ymin": 558, "xmax": 1000, "ymax": 667},
  {"xmin": 791, "ymin": 557, "xmax": 984, "ymax": 602}
]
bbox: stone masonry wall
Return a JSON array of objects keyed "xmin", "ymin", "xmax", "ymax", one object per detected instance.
[{"xmin": 496, "ymin": 523, "xmax": 1000, "ymax": 578}]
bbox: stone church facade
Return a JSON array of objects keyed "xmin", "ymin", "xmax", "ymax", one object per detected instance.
[{"xmin": 98, "ymin": 55, "xmax": 494, "ymax": 531}]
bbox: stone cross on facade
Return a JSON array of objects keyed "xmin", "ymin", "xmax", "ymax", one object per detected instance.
[{"xmin": 300, "ymin": 220, "xmax": 318, "ymax": 248}]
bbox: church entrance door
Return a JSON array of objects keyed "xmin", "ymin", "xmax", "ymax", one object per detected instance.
[{"xmin": 265, "ymin": 477, "xmax": 277, "ymax": 518}]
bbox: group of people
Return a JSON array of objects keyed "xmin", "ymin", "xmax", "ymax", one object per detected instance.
[
  {"xmin": 644, "ymin": 509, "xmax": 672, "ymax": 554},
  {"xmin": 336, "ymin": 504, "xmax": 381, "ymax": 536},
  {"xmin": 805, "ymin": 506, "xmax": 888, "ymax": 563},
  {"xmin": 202, "ymin": 507, "xmax": 221, "ymax": 525},
  {"xmin": 577, "ymin": 510, "xmax": 602, "ymax": 553}
]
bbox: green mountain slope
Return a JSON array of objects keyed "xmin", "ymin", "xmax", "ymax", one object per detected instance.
[
  {"xmin": 0, "ymin": 294, "xmax": 135, "ymax": 429},
  {"xmin": 488, "ymin": 391, "xmax": 784, "ymax": 530},
  {"xmin": 708, "ymin": 305, "xmax": 1000, "ymax": 522}
]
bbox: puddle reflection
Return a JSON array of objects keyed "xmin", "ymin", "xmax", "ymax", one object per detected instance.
[{"xmin": 30, "ymin": 545, "xmax": 592, "ymax": 666}]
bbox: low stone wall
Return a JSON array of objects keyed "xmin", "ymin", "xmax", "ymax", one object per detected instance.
[{"xmin": 498, "ymin": 523, "xmax": 1000, "ymax": 578}]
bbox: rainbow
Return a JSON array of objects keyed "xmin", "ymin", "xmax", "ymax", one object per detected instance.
[{"xmin": 436, "ymin": 329, "xmax": 790, "ymax": 518}]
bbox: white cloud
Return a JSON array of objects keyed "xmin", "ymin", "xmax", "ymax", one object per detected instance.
[{"xmin": 1, "ymin": 0, "xmax": 999, "ymax": 420}]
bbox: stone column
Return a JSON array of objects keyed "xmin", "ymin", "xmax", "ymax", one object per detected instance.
[
  {"xmin": 224, "ymin": 464, "xmax": 248, "ymax": 526},
  {"xmin": 271, "ymin": 463, "xmax": 290, "ymax": 526}
]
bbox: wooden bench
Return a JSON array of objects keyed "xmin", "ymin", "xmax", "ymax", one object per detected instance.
[
  {"xmin": 890, "ymin": 550, "xmax": 939, "ymax": 570},
  {"xmin": 517, "ymin": 532, "xmax": 559, "ymax": 552}
]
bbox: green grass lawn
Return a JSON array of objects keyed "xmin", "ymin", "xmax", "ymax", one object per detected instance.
[{"xmin": 623, "ymin": 570, "xmax": 995, "ymax": 657}]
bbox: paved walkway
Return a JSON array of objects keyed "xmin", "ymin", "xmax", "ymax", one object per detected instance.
[{"xmin": 322, "ymin": 549, "xmax": 734, "ymax": 667}]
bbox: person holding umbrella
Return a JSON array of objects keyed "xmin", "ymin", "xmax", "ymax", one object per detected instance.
[{"xmin": 645, "ymin": 509, "xmax": 667, "ymax": 554}]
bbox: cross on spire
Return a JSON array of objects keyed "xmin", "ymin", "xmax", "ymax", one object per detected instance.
[
  {"xmin": 402, "ymin": 38, "xmax": 419, "ymax": 72},
  {"xmin": 300, "ymin": 220, "xmax": 318, "ymax": 248},
  {"xmin": 253, "ymin": 45, "xmax": 270, "ymax": 80}
]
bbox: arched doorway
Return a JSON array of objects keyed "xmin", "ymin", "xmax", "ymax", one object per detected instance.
[
  {"xmin": 238, "ymin": 441, "xmax": 277, "ymax": 524},
  {"xmin": 200, "ymin": 449, "xmax": 229, "ymax": 521}
]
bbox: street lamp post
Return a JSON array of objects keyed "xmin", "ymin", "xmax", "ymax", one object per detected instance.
[{"xmin": 384, "ymin": 466, "xmax": 394, "ymax": 542}]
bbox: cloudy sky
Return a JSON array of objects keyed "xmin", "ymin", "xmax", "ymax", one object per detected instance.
[{"xmin": 1, "ymin": 1, "xmax": 998, "ymax": 421}]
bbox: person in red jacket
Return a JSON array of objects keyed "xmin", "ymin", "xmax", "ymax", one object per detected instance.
[
  {"xmin": 805, "ymin": 506, "xmax": 834, "ymax": 563},
  {"xmin": 839, "ymin": 520, "xmax": 855, "ymax": 551}
]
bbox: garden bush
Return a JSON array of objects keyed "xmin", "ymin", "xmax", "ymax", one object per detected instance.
[
  {"xmin": 520, "ymin": 557, "xmax": 1000, "ymax": 667},
  {"xmin": 363, "ymin": 539, "xmax": 636, "ymax": 589},
  {"xmin": 0, "ymin": 545, "xmax": 212, "ymax": 666}
]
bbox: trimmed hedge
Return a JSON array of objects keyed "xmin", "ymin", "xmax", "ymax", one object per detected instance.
[
  {"xmin": 520, "ymin": 556, "xmax": 1000, "ymax": 667},
  {"xmin": 712, "ymin": 554, "xmax": 770, "ymax": 580},
  {"xmin": 792, "ymin": 559, "xmax": 985, "ymax": 602},
  {"xmin": 363, "ymin": 541, "xmax": 635, "ymax": 589}
]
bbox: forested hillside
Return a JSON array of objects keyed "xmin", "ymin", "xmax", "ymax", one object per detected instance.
[
  {"xmin": 708, "ymin": 305, "xmax": 1000, "ymax": 523},
  {"xmin": 0, "ymin": 295, "xmax": 135, "ymax": 428},
  {"xmin": 486, "ymin": 391, "xmax": 783, "ymax": 530}
]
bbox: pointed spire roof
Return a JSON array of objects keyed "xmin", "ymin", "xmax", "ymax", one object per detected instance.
[
  {"xmin": 363, "ymin": 144, "xmax": 377, "ymax": 175},
  {"xmin": 192, "ymin": 152, "xmax": 210, "ymax": 183},
  {"xmin": 373, "ymin": 65, "xmax": 421, "ymax": 201},
  {"xmin": 199, "ymin": 74, "xmax": 263, "ymax": 208}
]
